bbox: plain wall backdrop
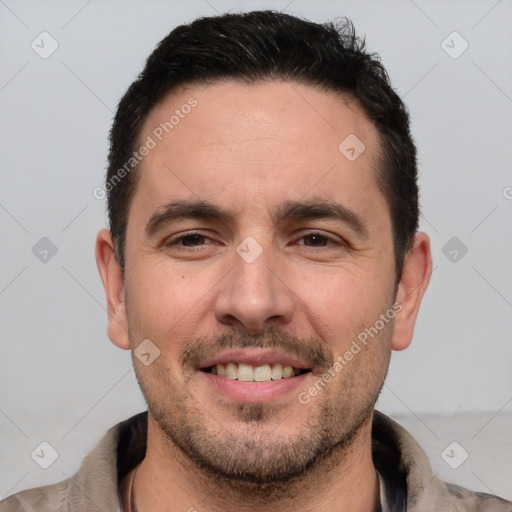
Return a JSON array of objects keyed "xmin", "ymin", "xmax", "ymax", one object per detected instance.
[{"xmin": 1, "ymin": 0, "xmax": 511, "ymax": 501}]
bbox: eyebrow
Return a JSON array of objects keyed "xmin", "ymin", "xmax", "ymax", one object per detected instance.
[
  {"xmin": 273, "ymin": 199, "xmax": 368, "ymax": 236},
  {"xmin": 145, "ymin": 198, "xmax": 368, "ymax": 237},
  {"xmin": 145, "ymin": 200, "xmax": 231, "ymax": 236}
]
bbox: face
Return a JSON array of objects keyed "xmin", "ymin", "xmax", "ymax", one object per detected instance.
[{"xmin": 97, "ymin": 80, "xmax": 429, "ymax": 484}]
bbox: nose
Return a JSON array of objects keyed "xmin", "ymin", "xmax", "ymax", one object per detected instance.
[{"xmin": 212, "ymin": 244, "xmax": 295, "ymax": 334}]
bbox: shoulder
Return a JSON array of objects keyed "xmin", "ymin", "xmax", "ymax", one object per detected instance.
[
  {"xmin": 0, "ymin": 481, "xmax": 68, "ymax": 512},
  {"xmin": 0, "ymin": 413, "xmax": 146, "ymax": 512},
  {"xmin": 372, "ymin": 411, "xmax": 512, "ymax": 511},
  {"xmin": 444, "ymin": 482, "xmax": 512, "ymax": 511}
]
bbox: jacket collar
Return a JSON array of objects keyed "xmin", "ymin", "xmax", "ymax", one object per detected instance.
[{"xmin": 65, "ymin": 410, "xmax": 446, "ymax": 511}]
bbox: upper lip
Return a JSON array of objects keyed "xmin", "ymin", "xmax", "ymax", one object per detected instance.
[{"xmin": 198, "ymin": 349, "xmax": 311, "ymax": 370}]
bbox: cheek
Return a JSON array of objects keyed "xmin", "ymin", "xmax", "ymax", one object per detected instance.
[
  {"xmin": 125, "ymin": 258, "xmax": 218, "ymax": 341},
  {"xmin": 292, "ymin": 267, "xmax": 391, "ymax": 343}
]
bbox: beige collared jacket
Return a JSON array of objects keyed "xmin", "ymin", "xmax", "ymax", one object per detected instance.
[{"xmin": 1, "ymin": 411, "xmax": 510, "ymax": 511}]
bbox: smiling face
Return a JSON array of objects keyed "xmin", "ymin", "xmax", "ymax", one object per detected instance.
[{"xmin": 97, "ymin": 80, "xmax": 431, "ymax": 484}]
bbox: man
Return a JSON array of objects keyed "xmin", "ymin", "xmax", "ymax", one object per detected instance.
[{"xmin": 1, "ymin": 10, "xmax": 510, "ymax": 512}]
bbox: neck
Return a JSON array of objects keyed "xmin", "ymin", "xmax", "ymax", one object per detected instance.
[{"xmin": 131, "ymin": 412, "xmax": 380, "ymax": 512}]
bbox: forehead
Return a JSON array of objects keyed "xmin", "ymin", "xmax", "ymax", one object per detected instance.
[
  {"xmin": 142, "ymin": 80, "xmax": 378, "ymax": 153},
  {"xmin": 131, "ymin": 80, "xmax": 386, "ymax": 225}
]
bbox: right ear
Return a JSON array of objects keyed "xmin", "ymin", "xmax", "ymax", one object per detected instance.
[{"xmin": 95, "ymin": 229, "xmax": 130, "ymax": 350}]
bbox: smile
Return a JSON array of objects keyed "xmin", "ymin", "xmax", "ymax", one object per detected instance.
[
  {"xmin": 201, "ymin": 363, "xmax": 311, "ymax": 382},
  {"xmin": 196, "ymin": 348, "xmax": 313, "ymax": 400}
]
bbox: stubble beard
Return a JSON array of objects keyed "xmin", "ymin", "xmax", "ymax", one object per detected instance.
[
  {"xmin": 134, "ymin": 353, "xmax": 389, "ymax": 490},
  {"xmin": 127, "ymin": 306, "xmax": 393, "ymax": 491}
]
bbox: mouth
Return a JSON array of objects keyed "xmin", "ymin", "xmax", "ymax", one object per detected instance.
[
  {"xmin": 201, "ymin": 363, "xmax": 311, "ymax": 382},
  {"xmin": 196, "ymin": 349, "xmax": 314, "ymax": 402}
]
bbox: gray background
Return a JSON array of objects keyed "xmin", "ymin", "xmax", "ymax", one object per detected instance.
[{"xmin": 1, "ymin": 0, "xmax": 511, "ymax": 502}]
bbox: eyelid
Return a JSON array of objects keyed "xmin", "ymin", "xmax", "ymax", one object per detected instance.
[
  {"xmin": 295, "ymin": 229, "xmax": 345, "ymax": 245},
  {"xmin": 164, "ymin": 230, "xmax": 216, "ymax": 248},
  {"xmin": 163, "ymin": 229, "xmax": 349, "ymax": 251}
]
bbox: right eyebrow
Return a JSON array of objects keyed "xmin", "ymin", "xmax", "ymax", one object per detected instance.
[{"xmin": 145, "ymin": 199, "xmax": 232, "ymax": 237}]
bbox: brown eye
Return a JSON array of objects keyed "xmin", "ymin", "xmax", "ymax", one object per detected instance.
[
  {"xmin": 164, "ymin": 231, "xmax": 214, "ymax": 250},
  {"xmin": 302, "ymin": 234, "xmax": 329, "ymax": 246},
  {"xmin": 180, "ymin": 234, "xmax": 207, "ymax": 246}
]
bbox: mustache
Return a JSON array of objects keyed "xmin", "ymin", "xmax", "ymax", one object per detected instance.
[{"xmin": 181, "ymin": 326, "xmax": 334, "ymax": 373}]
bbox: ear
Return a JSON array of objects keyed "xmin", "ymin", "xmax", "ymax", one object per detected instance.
[
  {"xmin": 391, "ymin": 232, "xmax": 432, "ymax": 351},
  {"xmin": 95, "ymin": 229, "xmax": 130, "ymax": 350}
]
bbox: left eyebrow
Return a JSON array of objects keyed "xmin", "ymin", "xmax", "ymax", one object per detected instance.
[
  {"xmin": 145, "ymin": 199, "xmax": 232, "ymax": 236},
  {"xmin": 271, "ymin": 199, "xmax": 369, "ymax": 237}
]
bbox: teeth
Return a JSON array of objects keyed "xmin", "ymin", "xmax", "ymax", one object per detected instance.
[
  {"xmin": 211, "ymin": 363, "xmax": 304, "ymax": 382},
  {"xmin": 254, "ymin": 364, "xmax": 271, "ymax": 382},
  {"xmin": 271, "ymin": 364, "xmax": 283, "ymax": 380},
  {"xmin": 225, "ymin": 363, "xmax": 237, "ymax": 380},
  {"xmin": 237, "ymin": 363, "xmax": 254, "ymax": 382},
  {"xmin": 282, "ymin": 365, "xmax": 294, "ymax": 378}
]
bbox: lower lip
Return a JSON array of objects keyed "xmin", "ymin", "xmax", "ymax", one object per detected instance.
[{"xmin": 199, "ymin": 371, "xmax": 309, "ymax": 402}]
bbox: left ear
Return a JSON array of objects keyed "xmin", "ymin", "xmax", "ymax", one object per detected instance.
[{"xmin": 391, "ymin": 232, "xmax": 432, "ymax": 351}]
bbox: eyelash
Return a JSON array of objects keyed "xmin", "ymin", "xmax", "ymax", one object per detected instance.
[
  {"xmin": 164, "ymin": 231, "xmax": 213, "ymax": 250},
  {"xmin": 164, "ymin": 230, "xmax": 346, "ymax": 251},
  {"xmin": 297, "ymin": 230, "xmax": 344, "ymax": 248}
]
